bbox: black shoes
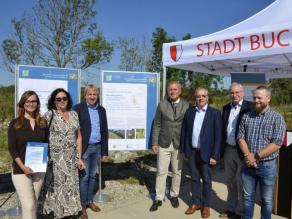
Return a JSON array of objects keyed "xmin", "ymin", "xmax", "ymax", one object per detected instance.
[
  {"xmin": 170, "ymin": 196, "xmax": 179, "ymax": 208},
  {"xmin": 149, "ymin": 197, "xmax": 179, "ymax": 211},
  {"xmin": 149, "ymin": 200, "xmax": 162, "ymax": 211}
]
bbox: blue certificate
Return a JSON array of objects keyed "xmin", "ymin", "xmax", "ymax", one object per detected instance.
[{"xmin": 25, "ymin": 142, "xmax": 48, "ymax": 173}]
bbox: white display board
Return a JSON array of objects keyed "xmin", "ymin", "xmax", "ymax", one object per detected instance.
[
  {"xmin": 101, "ymin": 71, "xmax": 159, "ymax": 151},
  {"xmin": 16, "ymin": 65, "xmax": 80, "ymax": 115}
]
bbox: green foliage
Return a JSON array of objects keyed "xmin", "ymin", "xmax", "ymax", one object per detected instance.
[
  {"xmin": 188, "ymin": 72, "xmax": 223, "ymax": 90},
  {"xmin": 0, "ymin": 85, "xmax": 14, "ymax": 122},
  {"xmin": 81, "ymin": 32, "xmax": 113, "ymax": 69},
  {"xmin": 1, "ymin": 0, "xmax": 113, "ymax": 72},
  {"xmin": 271, "ymin": 104, "xmax": 292, "ymax": 129},
  {"xmin": 147, "ymin": 27, "xmax": 176, "ymax": 74},
  {"xmin": 269, "ymin": 78, "xmax": 292, "ymax": 105},
  {"xmin": 2, "ymin": 39, "xmax": 21, "ymax": 69},
  {"xmin": 116, "ymin": 36, "xmax": 151, "ymax": 72}
]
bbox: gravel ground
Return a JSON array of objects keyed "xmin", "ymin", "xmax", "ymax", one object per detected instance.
[
  {"xmin": 0, "ymin": 152, "xmax": 156, "ymax": 218},
  {"xmin": 0, "ymin": 180, "xmax": 150, "ymax": 219}
]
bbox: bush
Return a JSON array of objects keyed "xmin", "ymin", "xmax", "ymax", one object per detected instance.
[{"xmin": 0, "ymin": 85, "xmax": 14, "ymax": 122}]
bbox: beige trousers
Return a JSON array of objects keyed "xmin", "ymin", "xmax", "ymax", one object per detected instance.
[
  {"xmin": 155, "ymin": 142, "xmax": 182, "ymax": 200},
  {"xmin": 12, "ymin": 172, "xmax": 45, "ymax": 219}
]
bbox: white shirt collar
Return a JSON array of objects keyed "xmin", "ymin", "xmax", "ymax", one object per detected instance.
[
  {"xmin": 196, "ymin": 104, "xmax": 208, "ymax": 112},
  {"xmin": 230, "ymin": 99, "xmax": 243, "ymax": 108},
  {"xmin": 171, "ymin": 98, "xmax": 180, "ymax": 104}
]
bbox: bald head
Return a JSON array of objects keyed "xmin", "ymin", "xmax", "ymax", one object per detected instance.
[{"xmin": 229, "ymin": 82, "xmax": 244, "ymax": 105}]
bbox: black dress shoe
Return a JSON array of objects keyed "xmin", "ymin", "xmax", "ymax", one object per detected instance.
[
  {"xmin": 219, "ymin": 210, "xmax": 236, "ymax": 218},
  {"xmin": 149, "ymin": 200, "xmax": 162, "ymax": 211},
  {"xmin": 170, "ymin": 197, "xmax": 179, "ymax": 208}
]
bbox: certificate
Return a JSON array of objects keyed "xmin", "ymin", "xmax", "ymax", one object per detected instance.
[{"xmin": 25, "ymin": 142, "xmax": 48, "ymax": 173}]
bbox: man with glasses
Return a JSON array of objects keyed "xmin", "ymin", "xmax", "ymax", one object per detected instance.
[
  {"xmin": 219, "ymin": 83, "xmax": 253, "ymax": 219},
  {"xmin": 180, "ymin": 87, "xmax": 222, "ymax": 218},
  {"xmin": 73, "ymin": 84, "xmax": 108, "ymax": 219}
]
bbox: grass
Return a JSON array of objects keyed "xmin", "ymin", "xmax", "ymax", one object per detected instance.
[
  {"xmin": 0, "ymin": 130, "xmax": 11, "ymax": 172},
  {"xmin": 117, "ymin": 176, "xmax": 140, "ymax": 185}
]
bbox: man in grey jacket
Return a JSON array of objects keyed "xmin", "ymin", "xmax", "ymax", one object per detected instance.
[{"xmin": 150, "ymin": 81, "xmax": 190, "ymax": 212}]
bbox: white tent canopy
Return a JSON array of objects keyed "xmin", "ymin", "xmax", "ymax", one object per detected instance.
[{"xmin": 163, "ymin": 0, "xmax": 292, "ymax": 81}]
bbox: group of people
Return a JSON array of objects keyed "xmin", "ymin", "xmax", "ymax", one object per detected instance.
[
  {"xmin": 8, "ymin": 81, "xmax": 286, "ymax": 219},
  {"xmin": 150, "ymin": 81, "xmax": 286, "ymax": 219},
  {"xmin": 8, "ymin": 84, "xmax": 107, "ymax": 219}
]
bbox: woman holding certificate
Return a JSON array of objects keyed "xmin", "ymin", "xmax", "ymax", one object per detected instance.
[
  {"xmin": 38, "ymin": 88, "xmax": 85, "ymax": 218},
  {"xmin": 8, "ymin": 90, "xmax": 47, "ymax": 219}
]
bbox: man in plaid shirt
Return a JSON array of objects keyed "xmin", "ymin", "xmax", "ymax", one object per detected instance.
[{"xmin": 237, "ymin": 85, "xmax": 286, "ymax": 219}]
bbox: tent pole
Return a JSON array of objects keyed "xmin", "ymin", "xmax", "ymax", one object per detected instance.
[{"xmin": 162, "ymin": 66, "xmax": 167, "ymax": 98}]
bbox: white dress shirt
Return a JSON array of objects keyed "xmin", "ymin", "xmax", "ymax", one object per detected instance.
[
  {"xmin": 226, "ymin": 99, "xmax": 243, "ymax": 146},
  {"xmin": 192, "ymin": 105, "xmax": 207, "ymax": 149}
]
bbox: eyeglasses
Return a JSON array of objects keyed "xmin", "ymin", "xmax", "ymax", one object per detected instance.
[
  {"xmin": 25, "ymin": 100, "xmax": 38, "ymax": 105},
  {"xmin": 55, "ymin": 97, "xmax": 68, "ymax": 102},
  {"xmin": 196, "ymin": 95, "xmax": 208, "ymax": 98}
]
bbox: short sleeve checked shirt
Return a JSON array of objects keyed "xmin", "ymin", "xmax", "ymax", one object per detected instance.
[{"xmin": 237, "ymin": 107, "xmax": 286, "ymax": 161}]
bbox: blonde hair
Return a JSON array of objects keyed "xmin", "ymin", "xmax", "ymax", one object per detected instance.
[
  {"xmin": 252, "ymin": 84, "xmax": 271, "ymax": 97},
  {"xmin": 84, "ymin": 84, "xmax": 99, "ymax": 96}
]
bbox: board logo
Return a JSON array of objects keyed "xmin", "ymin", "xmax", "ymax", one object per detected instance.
[
  {"xmin": 148, "ymin": 77, "xmax": 156, "ymax": 83},
  {"xmin": 106, "ymin": 74, "xmax": 112, "ymax": 81},
  {"xmin": 22, "ymin": 70, "xmax": 29, "ymax": 77},
  {"xmin": 69, "ymin": 73, "xmax": 78, "ymax": 79}
]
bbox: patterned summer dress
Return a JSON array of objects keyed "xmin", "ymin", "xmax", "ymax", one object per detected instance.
[{"xmin": 38, "ymin": 110, "xmax": 82, "ymax": 218}]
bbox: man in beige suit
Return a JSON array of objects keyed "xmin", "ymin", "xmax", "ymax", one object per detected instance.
[{"xmin": 149, "ymin": 81, "xmax": 190, "ymax": 211}]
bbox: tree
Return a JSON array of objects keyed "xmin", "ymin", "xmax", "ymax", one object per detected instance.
[
  {"xmin": 1, "ymin": 0, "xmax": 113, "ymax": 73},
  {"xmin": 116, "ymin": 36, "xmax": 151, "ymax": 72},
  {"xmin": 269, "ymin": 78, "xmax": 292, "ymax": 105},
  {"xmin": 147, "ymin": 27, "xmax": 176, "ymax": 74}
]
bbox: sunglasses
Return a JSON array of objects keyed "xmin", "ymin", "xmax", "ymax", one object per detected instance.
[{"xmin": 55, "ymin": 97, "xmax": 68, "ymax": 102}]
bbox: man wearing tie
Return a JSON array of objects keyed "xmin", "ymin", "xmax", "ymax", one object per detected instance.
[
  {"xmin": 219, "ymin": 82, "xmax": 253, "ymax": 219},
  {"xmin": 149, "ymin": 81, "xmax": 189, "ymax": 211},
  {"xmin": 181, "ymin": 87, "xmax": 222, "ymax": 218}
]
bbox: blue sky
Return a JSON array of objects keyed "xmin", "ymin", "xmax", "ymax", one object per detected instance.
[{"xmin": 0, "ymin": 0, "xmax": 274, "ymax": 86}]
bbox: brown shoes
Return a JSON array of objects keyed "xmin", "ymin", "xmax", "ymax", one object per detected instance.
[
  {"xmin": 80, "ymin": 207, "xmax": 88, "ymax": 219},
  {"xmin": 87, "ymin": 202, "xmax": 101, "ymax": 212},
  {"xmin": 185, "ymin": 204, "xmax": 201, "ymax": 215},
  {"xmin": 201, "ymin": 207, "xmax": 210, "ymax": 218}
]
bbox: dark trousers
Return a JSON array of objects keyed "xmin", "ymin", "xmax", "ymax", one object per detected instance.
[{"xmin": 189, "ymin": 149, "xmax": 212, "ymax": 207}]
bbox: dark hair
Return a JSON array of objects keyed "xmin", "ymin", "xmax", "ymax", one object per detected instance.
[
  {"xmin": 47, "ymin": 88, "xmax": 73, "ymax": 110},
  {"xmin": 15, "ymin": 90, "xmax": 46, "ymax": 129}
]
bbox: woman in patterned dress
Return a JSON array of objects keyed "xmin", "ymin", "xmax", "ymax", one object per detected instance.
[{"xmin": 38, "ymin": 88, "xmax": 85, "ymax": 218}]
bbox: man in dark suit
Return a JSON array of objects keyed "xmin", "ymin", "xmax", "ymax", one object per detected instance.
[
  {"xmin": 180, "ymin": 87, "xmax": 222, "ymax": 218},
  {"xmin": 219, "ymin": 83, "xmax": 253, "ymax": 219},
  {"xmin": 73, "ymin": 84, "xmax": 108, "ymax": 219},
  {"xmin": 149, "ymin": 81, "xmax": 190, "ymax": 212}
]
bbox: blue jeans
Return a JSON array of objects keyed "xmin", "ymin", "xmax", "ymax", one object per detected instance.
[
  {"xmin": 80, "ymin": 144, "xmax": 101, "ymax": 207},
  {"xmin": 241, "ymin": 159, "xmax": 277, "ymax": 219}
]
